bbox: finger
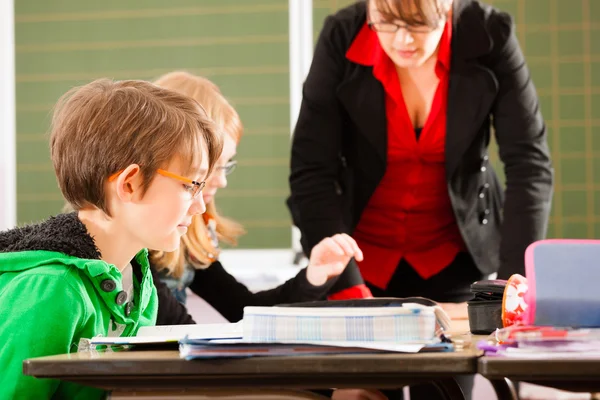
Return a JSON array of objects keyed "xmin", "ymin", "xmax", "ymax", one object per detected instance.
[
  {"xmin": 351, "ymin": 238, "xmax": 364, "ymax": 261},
  {"xmin": 337, "ymin": 234, "xmax": 363, "ymax": 261},
  {"xmin": 322, "ymin": 236, "xmax": 345, "ymax": 256},
  {"xmin": 313, "ymin": 237, "xmax": 343, "ymax": 257},
  {"xmin": 335, "ymin": 234, "xmax": 364, "ymax": 262},
  {"xmin": 331, "ymin": 234, "xmax": 355, "ymax": 256}
]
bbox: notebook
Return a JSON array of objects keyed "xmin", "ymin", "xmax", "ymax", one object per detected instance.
[
  {"xmin": 179, "ymin": 338, "xmax": 454, "ymax": 360},
  {"xmin": 242, "ymin": 297, "xmax": 451, "ymax": 344}
]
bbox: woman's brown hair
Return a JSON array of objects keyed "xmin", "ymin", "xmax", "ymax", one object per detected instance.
[
  {"xmin": 150, "ymin": 71, "xmax": 245, "ymax": 278},
  {"xmin": 369, "ymin": 0, "xmax": 452, "ymax": 28}
]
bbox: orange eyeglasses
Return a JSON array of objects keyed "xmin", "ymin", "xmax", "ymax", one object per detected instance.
[{"xmin": 108, "ymin": 169, "xmax": 206, "ymax": 199}]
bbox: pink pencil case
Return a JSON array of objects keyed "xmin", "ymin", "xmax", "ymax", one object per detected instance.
[{"xmin": 524, "ymin": 239, "xmax": 600, "ymax": 327}]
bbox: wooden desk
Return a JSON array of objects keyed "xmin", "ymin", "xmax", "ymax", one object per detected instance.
[
  {"xmin": 24, "ymin": 333, "xmax": 481, "ymax": 399},
  {"xmin": 479, "ymin": 356, "xmax": 600, "ymax": 399}
]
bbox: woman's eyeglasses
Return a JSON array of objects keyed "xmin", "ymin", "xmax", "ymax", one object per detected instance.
[{"xmin": 368, "ymin": 20, "xmax": 441, "ymax": 34}]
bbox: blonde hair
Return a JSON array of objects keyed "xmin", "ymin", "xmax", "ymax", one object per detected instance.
[
  {"xmin": 150, "ymin": 71, "xmax": 246, "ymax": 278},
  {"xmin": 51, "ymin": 78, "xmax": 222, "ymax": 216}
]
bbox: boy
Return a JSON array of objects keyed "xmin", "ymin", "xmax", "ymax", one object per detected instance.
[{"xmin": 0, "ymin": 78, "xmax": 222, "ymax": 399}]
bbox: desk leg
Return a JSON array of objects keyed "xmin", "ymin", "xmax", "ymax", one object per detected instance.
[
  {"xmin": 489, "ymin": 378, "xmax": 518, "ymax": 400},
  {"xmin": 431, "ymin": 378, "xmax": 465, "ymax": 400}
]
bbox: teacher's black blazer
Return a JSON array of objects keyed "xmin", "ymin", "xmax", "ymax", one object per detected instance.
[{"xmin": 288, "ymin": 0, "xmax": 553, "ymax": 293}]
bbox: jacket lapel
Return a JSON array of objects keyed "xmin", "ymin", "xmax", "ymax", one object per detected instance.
[{"xmin": 337, "ymin": 66, "xmax": 388, "ymax": 166}]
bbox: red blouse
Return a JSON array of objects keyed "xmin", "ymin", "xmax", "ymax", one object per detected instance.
[{"xmin": 341, "ymin": 20, "xmax": 467, "ymax": 291}]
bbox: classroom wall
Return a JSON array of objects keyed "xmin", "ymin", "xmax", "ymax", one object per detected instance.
[
  {"xmin": 15, "ymin": 0, "xmax": 293, "ymax": 248},
  {"xmin": 14, "ymin": 0, "xmax": 600, "ymax": 249},
  {"xmin": 500, "ymin": 0, "xmax": 600, "ymax": 240}
]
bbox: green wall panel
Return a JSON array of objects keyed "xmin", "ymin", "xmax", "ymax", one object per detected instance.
[
  {"xmin": 14, "ymin": 0, "xmax": 600, "ymax": 247},
  {"xmin": 15, "ymin": 0, "xmax": 293, "ymax": 248}
]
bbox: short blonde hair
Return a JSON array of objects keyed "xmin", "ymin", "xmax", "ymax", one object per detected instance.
[
  {"xmin": 151, "ymin": 72, "xmax": 245, "ymax": 277},
  {"xmin": 51, "ymin": 78, "xmax": 222, "ymax": 215}
]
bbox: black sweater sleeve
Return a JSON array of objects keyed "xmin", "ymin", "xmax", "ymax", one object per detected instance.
[
  {"xmin": 487, "ymin": 11, "xmax": 553, "ymax": 278},
  {"xmin": 150, "ymin": 265, "xmax": 196, "ymax": 325},
  {"xmin": 188, "ymin": 261, "xmax": 329, "ymax": 322},
  {"xmin": 288, "ymin": 10, "xmax": 367, "ymax": 295}
]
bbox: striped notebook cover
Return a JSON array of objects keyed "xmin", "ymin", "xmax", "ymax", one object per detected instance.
[{"xmin": 242, "ymin": 304, "xmax": 440, "ymax": 344}]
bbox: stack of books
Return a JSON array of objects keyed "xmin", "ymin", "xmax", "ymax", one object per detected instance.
[
  {"xmin": 180, "ymin": 299, "xmax": 453, "ymax": 360},
  {"xmin": 89, "ymin": 298, "xmax": 453, "ymax": 359}
]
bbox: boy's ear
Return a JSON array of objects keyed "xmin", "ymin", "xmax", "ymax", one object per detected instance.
[{"xmin": 114, "ymin": 164, "xmax": 143, "ymax": 202}]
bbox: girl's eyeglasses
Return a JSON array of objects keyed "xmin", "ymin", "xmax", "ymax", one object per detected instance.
[{"xmin": 216, "ymin": 160, "xmax": 237, "ymax": 176}]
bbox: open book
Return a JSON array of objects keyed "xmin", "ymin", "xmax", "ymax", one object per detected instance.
[{"xmin": 89, "ymin": 322, "xmax": 242, "ymax": 346}]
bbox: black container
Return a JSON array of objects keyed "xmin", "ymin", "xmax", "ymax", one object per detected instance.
[{"xmin": 467, "ymin": 279, "xmax": 507, "ymax": 334}]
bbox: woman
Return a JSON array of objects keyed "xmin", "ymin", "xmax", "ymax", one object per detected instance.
[
  {"xmin": 288, "ymin": 0, "xmax": 553, "ymax": 398},
  {"xmin": 150, "ymin": 71, "xmax": 363, "ymax": 325},
  {"xmin": 289, "ymin": 0, "xmax": 552, "ymax": 312}
]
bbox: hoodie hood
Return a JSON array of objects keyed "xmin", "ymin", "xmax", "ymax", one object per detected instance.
[
  {"xmin": 0, "ymin": 212, "xmax": 155, "ymax": 325},
  {"xmin": 0, "ymin": 212, "xmax": 101, "ymax": 259}
]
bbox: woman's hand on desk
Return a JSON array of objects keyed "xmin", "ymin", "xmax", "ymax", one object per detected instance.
[
  {"xmin": 306, "ymin": 234, "xmax": 364, "ymax": 286},
  {"xmin": 332, "ymin": 389, "xmax": 388, "ymax": 400},
  {"xmin": 438, "ymin": 302, "xmax": 469, "ymax": 320}
]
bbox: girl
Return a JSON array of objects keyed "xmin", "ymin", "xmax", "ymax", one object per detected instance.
[{"xmin": 150, "ymin": 71, "xmax": 363, "ymax": 324}]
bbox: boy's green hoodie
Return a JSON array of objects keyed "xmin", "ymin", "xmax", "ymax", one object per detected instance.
[{"xmin": 0, "ymin": 213, "xmax": 158, "ymax": 399}]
